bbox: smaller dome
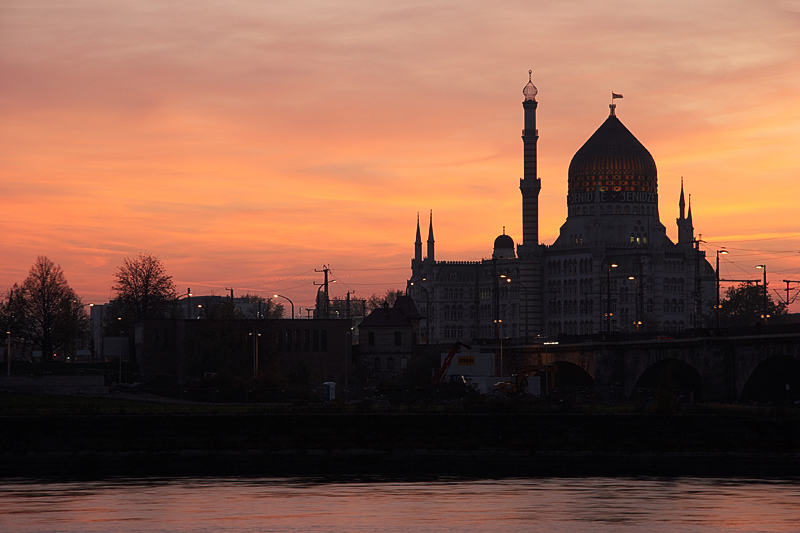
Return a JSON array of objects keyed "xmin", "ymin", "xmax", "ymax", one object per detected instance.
[{"xmin": 494, "ymin": 234, "xmax": 514, "ymax": 250}]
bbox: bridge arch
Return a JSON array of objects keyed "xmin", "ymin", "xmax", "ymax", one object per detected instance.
[
  {"xmin": 552, "ymin": 360, "xmax": 594, "ymax": 387},
  {"xmin": 739, "ymin": 354, "xmax": 800, "ymax": 405},
  {"xmin": 631, "ymin": 358, "xmax": 702, "ymax": 402}
]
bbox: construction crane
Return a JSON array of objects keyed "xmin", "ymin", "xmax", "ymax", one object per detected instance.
[{"xmin": 431, "ymin": 341, "xmax": 471, "ymax": 386}]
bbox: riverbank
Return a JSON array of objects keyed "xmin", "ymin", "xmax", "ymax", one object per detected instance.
[{"xmin": 2, "ymin": 393, "xmax": 800, "ymax": 478}]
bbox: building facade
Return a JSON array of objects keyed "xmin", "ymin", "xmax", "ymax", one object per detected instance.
[{"xmin": 407, "ymin": 75, "xmax": 716, "ymax": 343}]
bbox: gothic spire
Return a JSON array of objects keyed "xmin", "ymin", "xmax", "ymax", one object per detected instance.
[
  {"xmin": 426, "ymin": 210, "xmax": 435, "ymax": 262},
  {"xmin": 414, "ymin": 212, "xmax": 422, "ymax": 262}
]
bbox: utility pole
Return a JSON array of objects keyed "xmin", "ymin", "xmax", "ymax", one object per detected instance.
[
  {"xmin": 780, "ymin": 280, "xmax": 800, "ymax": 306},
  {"xmin": 715, "ymin": 249, "xmax": 728, "ymax": 328},
  {"xmin": 251, "ymin": 327, "xmax": 260, "ymax": 378},
  {"xmin": 693, "ymin": 236, "xmax": 705, "ymax": 328},
  {"xmin": 493, "ymin": 256, "xmax": 500, "ymax": 339},
  {"xmin": 756, "ymin": 265, "xmax": 768, "ymax": 324},
  {"xmin": 314, "ymin": 265, "xmax": 332, "ymax": 319}
]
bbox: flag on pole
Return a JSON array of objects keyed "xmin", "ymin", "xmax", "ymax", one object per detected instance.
[{"xmin": 612, "ymin": 92, "xmax": 623, "ymax": 99}]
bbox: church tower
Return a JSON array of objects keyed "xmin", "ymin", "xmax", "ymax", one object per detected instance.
[
  {"xmin": 517, "ymin": 71, "xmax": 544, "ymax": 336},
  {"xmin": 677, "ymin": 179, "xmax": 694, "ymax": 245}
]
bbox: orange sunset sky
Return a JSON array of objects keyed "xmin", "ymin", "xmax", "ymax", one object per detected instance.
[{"xmin": 2, "ymin": 0, "xmax": 800, "ymax": 314}]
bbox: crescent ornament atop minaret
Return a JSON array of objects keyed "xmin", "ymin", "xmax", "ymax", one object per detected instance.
[{"xmin": 523, "ymin": 70, "xmax": 538, "ymax": 102}]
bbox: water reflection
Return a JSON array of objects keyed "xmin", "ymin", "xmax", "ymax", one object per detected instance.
[{"xmin": 1, "ymin": 477, "xmax": 799, "ymax": 532}]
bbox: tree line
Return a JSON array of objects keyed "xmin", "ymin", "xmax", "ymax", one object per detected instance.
[
  {"xmin": 0, "ymin": 253, "xmax": 405, "ymax": 363},
  {"xmin": 1, "ymin": 254, "xmax": 790, "ymax": 364}
]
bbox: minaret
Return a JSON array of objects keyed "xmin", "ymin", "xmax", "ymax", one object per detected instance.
[
  {"xmin": 520, "ymin": 70, "xmax": 541, "ymax": 246},
  {"xmin": 517, "ymin": 71, "xmax": 543, "ymax": 338},
  {"xmin": 426, "ymin": 210, "xmax": 435, "ymax": 262},
  {"xmin": 414, "ymin": 212, "xmax": 422, "ymax": 263},
  {"xmin": 677, "ymin": 179, "xmax": 694, "ymax": 245}
]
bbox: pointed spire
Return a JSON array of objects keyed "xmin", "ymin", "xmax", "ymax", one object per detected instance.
[
  {"xmin": 427, "ymin": 210, "xmax": 435, "ymax": 262},
  {"xmin": 687, "ymin": 194, "xmax": 693, "ymax": 224},
  {"xmin": 414, "ymin": 212, "xmax": 422, "ymax": 262},
  {"xmin": 678, "ymin": 177, "xmax": 686, "ymax": 219}
]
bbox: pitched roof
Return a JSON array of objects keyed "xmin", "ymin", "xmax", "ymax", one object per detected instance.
[{"xmin": 360, "ymin": 295, "xmax": 424, "ymax": 328}]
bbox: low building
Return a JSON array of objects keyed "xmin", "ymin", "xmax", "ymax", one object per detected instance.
[
  {"xmin": 357, "ymin": 296, "xmax": 423, "ymax": 382},
  {"xmin": 135, "ymin": 318, "xmax": 352, "ymax": 386}
]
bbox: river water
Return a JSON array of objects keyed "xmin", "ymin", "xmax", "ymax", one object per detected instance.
[{"xmin": 1, "ymin": 477, "xmax": 799, "ymax": 532}]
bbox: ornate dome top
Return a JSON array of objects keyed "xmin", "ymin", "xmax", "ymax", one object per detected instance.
[
  {"xmin": 568, "ymin": 106, "xmax": 657, "ymax": 201},
  {"xmin": 494, "ymin": 233, "xmax": 514, "ymax": 250},
  {"xmin": 523, "ymin": 70, "xmax": 538, "ymax": 102}
]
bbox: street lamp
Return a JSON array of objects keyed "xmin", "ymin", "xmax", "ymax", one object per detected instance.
[
  {"xmin": 606, "ymin": 262, "xmax": 618, "ymax": 332},
  {"xmin": 273, "ymin": 294, "xmax": 294, "ymax": 319},
  {"xmin": 249, "ymin": 329, "xmax": 262, "ymax": 378},
  {"xmin": 409, "ymin": 281, "xmax": 430, "ymax": 344},
  {"xmin": 505, "ymin": 277, "xmax": 530, "ymax": 341},
  {"xmin": 6, "ymin": 331, "xmax": 10, "ymax": 376},
  {"xmin": 716, "ymin": 249, "xmax": 729, "ymax": 328},
  {"xmin": 628, "ymin": 276, "xmax": 639, "ymax": 332},
  {"xmin": 756, "ymin": 265, "xmax": 768, "ymax": 325}
]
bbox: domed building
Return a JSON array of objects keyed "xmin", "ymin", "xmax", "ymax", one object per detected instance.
[{"xmin": 408, "ymin": 77, "xmax": 716, "ymax": 343}]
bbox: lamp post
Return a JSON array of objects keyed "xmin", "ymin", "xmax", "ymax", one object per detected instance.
[
  {"xmin": 273, "ymin": 294, "xmax": 294, "ymax": 319},
  {"xmin": 409, "ymin": 281, "xmax": 430, "ymax": 344},
  {"xmin": 6, "ymin": 331, "xmax": 10, "ymax": 376},
  {"xmin": 756, "ymin": 265, "xmax": 769, "ymax": 325},
  {"xmin": 606, "ymin": 262, "xmax": 618, "ymax": 332},
  {"xmin": 71, "ymin": 301, "xmax": 94, "ymax": 363},
  {"xmin": 715, "ymin": 249, "xmax": 729, "ymax": 328},
  {"xmin": 504, "ymin": 277, "xmax": 529, "ymax": 341},
  {"xmin": 249, "ymin": 328, "xmax": 261, "ymax": 378},
  {"xmin": 628, "ymin": 276, "xmax": 639, "ymax": 333}
]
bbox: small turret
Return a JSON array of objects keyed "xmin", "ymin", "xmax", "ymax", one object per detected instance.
[{"xmin": 677, "ymin": 179, "xmax": 694, "ymax": 245}]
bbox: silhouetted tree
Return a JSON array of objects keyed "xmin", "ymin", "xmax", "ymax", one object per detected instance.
[
  {"xmin": 241, "ymin": 294, "xmax": 283, "ymax": 319},
  {"xmin": 329, "ymin": 295, "xmax": 366, "ymax": 318},
  {"xmin": 0, "ymin": 284, "xmax": 26, "ymax": 340},
  {"xmin": 366, "ymin": 289, "xmax": 405, "ymax": 312},
  {"xmin": 5, "ymin": 256, "xmax": 88, "ymax": 360},
  {"xmin": 720, "ymin": 282, "xmax": 786, "ymax": 327},
  {"xmin": 112, "ymin": 253, "xmax": 178, "ymax": 321}
]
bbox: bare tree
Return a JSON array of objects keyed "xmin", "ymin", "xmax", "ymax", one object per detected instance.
[
  {"xmin": 366, "ymin": 289, "xmax": 405, "ymax": 312},
  {"xmin": 112, "ymin": 253, "xmax": 178, "ymax": 321},
  {"xmin": 11, "ymin": 256, "xmax": 88, "ymax": 359}
]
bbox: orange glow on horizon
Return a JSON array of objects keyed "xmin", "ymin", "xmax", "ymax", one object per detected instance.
[{"xmin": 2, "ymin": 1, "xmax": 800, "ymax": 312}]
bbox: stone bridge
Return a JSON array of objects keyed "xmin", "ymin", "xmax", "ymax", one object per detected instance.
[{"xmin": 503, "ymin": 332, "xmax": 800, "ymax": 403}]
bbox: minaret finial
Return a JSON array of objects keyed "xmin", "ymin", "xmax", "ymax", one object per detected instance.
[
  {"xmin": 523, "ymin": 71, "xmax": 538, "ymax": 102},
  {"xmin": 503, "ymin": 225, "xmax": 506, "ymax": 235}
]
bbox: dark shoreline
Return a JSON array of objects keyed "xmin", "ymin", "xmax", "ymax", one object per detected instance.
[{"xmin": 3, "ymin": 412, "xmax": 800, "ymax": 479}]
